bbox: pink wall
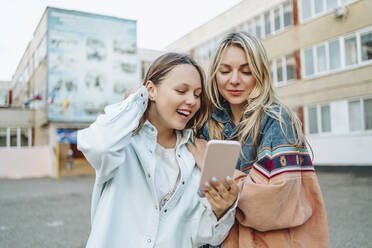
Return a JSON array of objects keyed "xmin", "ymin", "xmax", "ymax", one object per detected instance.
[{"xmin": 0, "ymin": 146, "xmax": 54, "ymax": 178}]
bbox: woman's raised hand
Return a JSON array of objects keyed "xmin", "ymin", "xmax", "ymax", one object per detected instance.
[{"xmin": 123, "ymin": 85, "xmax": 141, "ymax": 100}]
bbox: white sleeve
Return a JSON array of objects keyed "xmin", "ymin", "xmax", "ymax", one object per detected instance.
[
  {"xmin": 77, "ymin": 86, "xmax": 148, "ymax": 183},
  {"xmin": 192, "ymin": 196, "xmax": 238, "ymax": 247}
]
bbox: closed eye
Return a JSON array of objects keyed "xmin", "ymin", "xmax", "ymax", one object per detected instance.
[
  {"xmin": 242, "ymin": 71, "xmax": 252, "ymax": 75},
  {"xmin": 176, "ymin": 90, "xmax": 185, "ymax": 94}
]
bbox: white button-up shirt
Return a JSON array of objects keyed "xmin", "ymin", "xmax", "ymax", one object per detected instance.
[{"xmin": 78, "ymin": 86, "xmax": 236, "ymax": 248}]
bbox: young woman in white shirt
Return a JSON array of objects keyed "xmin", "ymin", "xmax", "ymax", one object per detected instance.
[{"xmin": 78, "ymin": 53, "xmax": 238, "ymax": 248}]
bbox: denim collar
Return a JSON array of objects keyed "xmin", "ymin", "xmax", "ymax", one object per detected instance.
[{"xmin": 211, "ymin": 105, "xmax": 241, "ymax": 139}]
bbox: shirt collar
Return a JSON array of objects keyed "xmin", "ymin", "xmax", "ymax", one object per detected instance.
[{"xmin": 141, "ymin": 120, "xmax": 194, "ymax": 146}]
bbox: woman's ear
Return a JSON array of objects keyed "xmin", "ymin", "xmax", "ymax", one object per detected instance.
[{"xmin": 145, "ymin": 80, "xmax": 157, "ymax": 101}]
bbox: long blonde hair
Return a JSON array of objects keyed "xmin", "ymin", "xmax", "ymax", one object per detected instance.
[
  {"xmin": 135, "ymin": 52, "xmax": 209, "ymax": 135},
  {"xmin": 206, "ymin": 32, "xmax": 307, "ymax": 154}
]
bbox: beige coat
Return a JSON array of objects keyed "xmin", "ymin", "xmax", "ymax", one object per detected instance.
[{"xmin": 222, "ymin": 168, "xmax": 329, "ymax": 248}]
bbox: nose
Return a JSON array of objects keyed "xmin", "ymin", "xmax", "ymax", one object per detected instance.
[
  {"xmin": 230, "ymin": 70, "xmax": 240, "ymax": 86},
  {"xmin": 185, "ymin": 93, "xmax": 197, "ymax": 106}
]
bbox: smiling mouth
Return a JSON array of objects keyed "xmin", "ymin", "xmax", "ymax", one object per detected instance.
[
  {"xmin": 228, "ymin": 90, "xmax": 244, "ymax": 95},
  {"xmin": 176, "ymin": 109, "xmax": 191, "ymax": 118}
]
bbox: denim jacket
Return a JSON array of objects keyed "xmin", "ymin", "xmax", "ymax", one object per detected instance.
[
  {"xmin": 201, "ymin": 105, "xmax": 288, "ymax": 173},
  {"xmin": 77, "ymin": 87, "xmax": 236, "ymax": 248},
  {"xmin": 201, "ymin": 105, "xmax": 329, "ymax": 248}
]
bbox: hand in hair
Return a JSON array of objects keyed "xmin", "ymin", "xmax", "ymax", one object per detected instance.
[
  {"xmin": 186, "ymin": 138, "xmax": 207, "ymax": 170},
  {"xmin": 123, "ymin": 85, "xmax": 141, "ymax": 100}
]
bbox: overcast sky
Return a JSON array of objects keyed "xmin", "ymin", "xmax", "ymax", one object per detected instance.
[{"xmin": 0, "ymin": 0, "xmax": 242, "ymax": 81}]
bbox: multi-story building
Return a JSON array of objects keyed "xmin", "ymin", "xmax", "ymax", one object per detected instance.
[
  {"xmin": 167, "ymin": 0, "xmax": 372, "ymax": 165},
  {"xmin": 1, "ymin": 7, "xmax": 163, "ymax": 178}
]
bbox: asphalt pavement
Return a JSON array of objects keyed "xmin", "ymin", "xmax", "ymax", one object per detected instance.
[{"xmin": 0, "ymin": 169, "xmax": 371, "ymax": 248}]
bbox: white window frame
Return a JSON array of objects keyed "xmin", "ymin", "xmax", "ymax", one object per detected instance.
[
  {"xmin": 359, "ymin": 28, "xmax": 372, "ymax": 64},
  {"xmin": 300, "ymin": 0, "xmax": 360, "ymax": 23},
  {"xmin": 319, "ymin": 104, "xmax": 332, "ymax": 133},
  {"xmin": 271, "ymin": 54, "xmax": 296, "ymax": 87},
  {"xmin": 1, "ymin": 127, "xmax": 32, "ymax": 148},
  {"xmin": 305, "ymin": 104, "xmax": 332, "ymax": 135},
  {"xmin": 328, "ymin": 37, "xmax": 342, "ymax": 72},
  {"xmin": 347, "ymin": 97, "xmax": 372, "ymax": 133},
  {"xmin": 302, "ymin": 25, "xmax": 372, "ymax": 80}
]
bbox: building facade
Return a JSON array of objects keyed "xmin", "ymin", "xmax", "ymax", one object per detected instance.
[
  {"xmin": 167, "ymin": 0, "xmax": 372, "ymax": 165},
  {"xmin": 1, "ymin": 7, "xmax": 163, "ymax": 178}
]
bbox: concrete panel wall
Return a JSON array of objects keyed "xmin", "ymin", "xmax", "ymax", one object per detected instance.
[
  {"xmin": 309, "ymin": 134, "xmax": 372, "ymax": 165},
  {"xmin": 276, "ymin": 64, "xmax": 372, "ymax": 108},
  {"xmin": 0, "ymin": 146, "xmax": 54, "ymax": 178}
]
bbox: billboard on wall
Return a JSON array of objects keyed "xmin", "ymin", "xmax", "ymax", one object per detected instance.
[{"xmin": 47, "ymin": 7, "xmax": 140, "ymax": 122}]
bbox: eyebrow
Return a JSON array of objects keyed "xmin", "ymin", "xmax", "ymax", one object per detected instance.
[
  {"xmin": 220, "ymin": 63, "xmax": 250, "ymax": 68},
  {"xmin": 179, "ymin": 83, "xmax": 202, "ymax": 91}
]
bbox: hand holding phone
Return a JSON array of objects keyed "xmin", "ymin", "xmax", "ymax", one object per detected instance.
[{"xmin": 198, "ymin": 140, "xmax": 241, "ymax": 192}]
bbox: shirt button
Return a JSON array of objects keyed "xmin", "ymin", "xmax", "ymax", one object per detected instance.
[
  {"xmin": 155, "ymin": 205, "xmax": 158, "ymax": 210},
  {"xmin": 164, "ymin": 209, "xmax": 167, "ymax": 213},
  {"xmin": 147, "ymin": 174, "xmax": 151, "ymax": 178},
  {"xmin": 147, "ymin": 238, "xmax": 151, "ymax": 243},
  {"xmin": 141, "ymin": 93, "xmax": 143, "ymax": 97},
  {"xmin": 177, "ymin": 154, "xmax": 181, "ymax": 158}
]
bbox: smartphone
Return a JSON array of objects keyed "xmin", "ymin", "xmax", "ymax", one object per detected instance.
[{"xmin": 198, "ymin": 140, "xmax": 241, "ymax": 193}]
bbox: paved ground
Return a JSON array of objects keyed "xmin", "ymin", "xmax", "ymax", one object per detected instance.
[{"xmin": 0, "ymin": 170, "xmax": 371, "ymax": 248}]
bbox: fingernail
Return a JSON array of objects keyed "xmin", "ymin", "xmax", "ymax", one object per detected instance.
[
  {"xmin": 226, "ymin": 176, "xmax": 232, "ymax": 181},
  {"xmin": 212, "ymin": 177, "xmax": 217, "ymax": 183},
  {"xmin": 205, "ymin": 183, "xmax": 210, "ymax": 188}
]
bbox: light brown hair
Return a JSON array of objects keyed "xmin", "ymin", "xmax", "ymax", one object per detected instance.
[{"xmin": 135, "ymin": 52, "xmax": 209, "ymax": 135}]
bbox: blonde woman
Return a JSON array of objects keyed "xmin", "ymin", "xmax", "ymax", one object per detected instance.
[{"xmin": 188, "ymin": 32, "xmax": 329, "ymax": 247}]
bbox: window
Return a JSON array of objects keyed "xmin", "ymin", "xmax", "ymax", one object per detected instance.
[
  {"xmin": 274, "ymin": 8, "xmax": 281, "ymax": 32},
  {"xmin": 321, "ymin": 105, "xmax": 331, "ymax": 132},
  {"xmin": 316, "ymin": 44, "xmax": 327, "ymax": 73},
  {"xmin": 0, "ymin": 127, "xmax": 32, "ymax": 147},
  {"xmin": 360, "ymin": 31, "xmax": 372, "ymax": 62},
  {"xmin": 348, "ymin": 98, "xmax": 372, "ymax": 132},
  {"xmin": 276, "ymin": 58, "xmax": 283, "ymax": 82},
  {"xmin": 314, "ymin": 0, "xmax": 324, "ymax": 14},
  {"xmin": 286, "ymin": 54, "xmax": 296, "ymax": 81},
  {"xmin": 307, "ymin": 104, "xmax": 331, "ymax": 134},
  {"xmin": 344, "ymin": 36, "xmax": 358, "ymax": 66},
  {"xmin": 326, "ymin": 0, "xmax": 338, "ymax": 10},
  {"xmin": 0, "ymin": 128, "xmax": 6, "ymax": 147},
  {"xmin": 21, "ymin": 128, "xmax": 29, "ymax": 147},
  {"xmin": 301, "ymin": 0, "xmax": 312, "ymax": 20},
  {"xmin": 10, "ymin": 128, "xmax": 17, "ymax": 147},
  {"xmin": 271, "ymin": 54, "xmax": 296, "ymax": 86},
  {"xmin": 254, "ymin": 16, "xmax": 262, "ymax": 39},
  {"xmin": 283, "ymin": 1, "xmax": 293, "ymax": 27},
  {"xmin": 308, "ymin": 106, "xmax": 318, "ymax": 134},
  {"xmin": 302, "ymin": 27, "xmax": 372, "ymax": 79},
  {"xmin": 304, "ymin": 48, "xmax": 314, "ymax": 76},
  {"xmin": 364, "ymin": 99, "xmax": 372, "ymax": 130},
  {"xmin": 301, "ymin": 0, "xmax": 356, "ymax": 22},
  {"xmin": 264, "ymin": 12, "xmax": 271, "ymax": 37},
  {"xmin": 349, "ymin": 100, "xmax": 362, "ymax": 131},
  {"xmin": 329, "ymin": 39, "xmax": 341, "ymax": 70}
]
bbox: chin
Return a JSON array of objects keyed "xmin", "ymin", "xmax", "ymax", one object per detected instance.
[{"xmin": 170, "ymin": 121, "xmax": 188, "ymax": 130}]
